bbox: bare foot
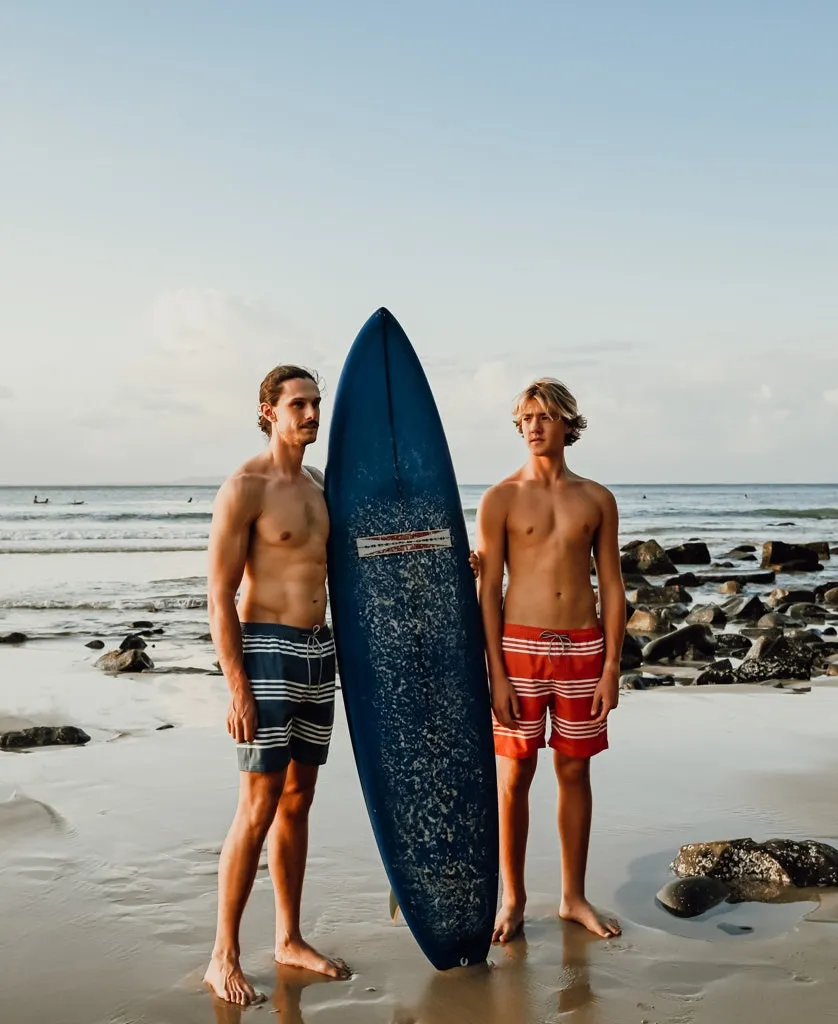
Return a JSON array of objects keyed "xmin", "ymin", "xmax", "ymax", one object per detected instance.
[
  {"xmin": 492, "ymin": 903, "xmax": 525, "ymax": 943},
  {"xmin": 275, "ymin": 937, "xmax": 352, "ymax": 979},
  {"xmin": 204, "ymin": 954, "xmax": 267, "ymax": 1006},
  {"xmin": 559, "ymin": 898, "xmax": 621, "ymax": 938}
]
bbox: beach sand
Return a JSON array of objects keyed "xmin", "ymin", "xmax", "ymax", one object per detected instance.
[{"xmin": 2, "ymin": 643, "xmax": 838, "ymax": 1023}]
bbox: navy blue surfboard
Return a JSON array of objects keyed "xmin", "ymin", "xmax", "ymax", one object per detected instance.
[{"xmin": 325, "ymin": 308, "xmax": 498, "ymax": 970}]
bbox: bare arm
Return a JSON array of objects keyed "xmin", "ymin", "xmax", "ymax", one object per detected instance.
[
  {"xmin": 207, "ymin": 475, "xmax": 260, "ymax": 742},
  {"xmin": 590, "ymin": 487, "xmax": 625, "ymax": 723},
  {"xmin": 476, "ymin": 486, "xmax": 519, "ymax": 728}
]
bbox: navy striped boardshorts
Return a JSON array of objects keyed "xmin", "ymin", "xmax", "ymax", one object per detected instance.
[{"xmin": 238, "ymin": 623, "xmax": 337, "ymax": 773}]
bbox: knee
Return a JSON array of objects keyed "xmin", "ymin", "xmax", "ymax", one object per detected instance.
[
  {"xmin": 279, "ymin": 780, "xmax": 316, "ymax": 820},
  {"xmin": 556, "ymin": 755, "xmax": 590, "ymax": 786},
  {"xmin": 238, "ymin": 780, "xmax": 283, "ymax": 835},
  {"xmin": 499, "ymin": 758, "xmax": 537, "ymax": 797}
]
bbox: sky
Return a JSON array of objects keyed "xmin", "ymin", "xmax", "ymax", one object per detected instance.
[{"xmin": 1, "ymin": 1, "xmax": 837, "ymax": 485}]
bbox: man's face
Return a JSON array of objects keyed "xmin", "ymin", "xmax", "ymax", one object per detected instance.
[
  {"xmin": 519, "ymin": 399, "xmax": 567, "ymax": 455},
  {"xmin": 263, "ymin": 377, "xmax": 321, "ymax": 446}
]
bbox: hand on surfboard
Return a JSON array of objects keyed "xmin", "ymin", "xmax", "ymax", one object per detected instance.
[{"xmin": 468, "ymin": 551, "xmax": 480, "ymax": 579}]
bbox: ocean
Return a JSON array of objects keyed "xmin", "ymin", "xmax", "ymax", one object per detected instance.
[{"xmin": 1, "ymin": 483, "xmax": 836, "ymax": 644}]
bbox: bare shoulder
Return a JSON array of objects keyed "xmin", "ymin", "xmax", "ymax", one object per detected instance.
[
  {"xmin": 214, "ymin": 456, "xmax": 269, "ymax": 521},
  {"xmin": 575, "ymin": 476, "xmax": 618, "ymax": 514},
  {"xmin": 479, "ymin": 472, "xmax": 522, "ymax": 514},
  {"xmin": 303, "ymin": 465, "xmax": 325, "ymax": 489}
]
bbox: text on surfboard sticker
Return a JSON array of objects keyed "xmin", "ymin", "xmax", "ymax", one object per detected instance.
[{"xmin": 356, "ymin": 528, "xmax": 452, "ymax": 558}]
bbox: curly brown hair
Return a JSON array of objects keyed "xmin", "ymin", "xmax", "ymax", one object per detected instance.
[
  {"xmin": 511, "ymin": 377, "xmax": 587, "ymax": 446},
  {"xmin": 257, "ymin": 365, "xmax": 320, "ymax": 438}
]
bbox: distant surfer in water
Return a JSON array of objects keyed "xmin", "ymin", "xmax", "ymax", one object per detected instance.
[
  {"xmin": 203, "ymin": 366, "xmax": 351, "ymax": 1006},
  {"xmin": 476, "ymin": 378, "xmax": 624, "ymax": 942}
]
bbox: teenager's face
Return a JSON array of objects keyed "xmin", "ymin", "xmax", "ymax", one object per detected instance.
[
  {"xmin": 262, "ymin": 378, "xmax": 321, "ymax": 446},
  {"xmin": 519, "ymin": 399, "xmax": 567, "ymax": 455}
]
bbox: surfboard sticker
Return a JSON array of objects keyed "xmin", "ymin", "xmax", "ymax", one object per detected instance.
[{"xmin": 356, "ymin": 528, "xmax": 452, "ymax": 558}]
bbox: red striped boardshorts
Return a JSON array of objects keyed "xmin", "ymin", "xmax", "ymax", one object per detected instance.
[{"xmin": 493, "ymin": 623, "xmax": 608, "ymax": 760}]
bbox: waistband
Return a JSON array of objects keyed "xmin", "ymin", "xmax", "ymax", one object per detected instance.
[
  {"xmin": 240, "ymin": 622, "xmax": 332, "ymax": 640},
  {"xmin": 503, "ymin": 623, "xmax": 602, "ymax": 641}
]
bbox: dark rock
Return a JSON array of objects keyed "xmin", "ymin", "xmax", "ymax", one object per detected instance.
[
  {"xmin": 642, "ymin": 623, "xmax": 716, "ymax": 663},
  {"xmin": 695, "ymin": 659, "xmax": 737, "ymax": 685},
  {"xmin": 131, "ymin": 620, "xmax": 154, "ymax": 629},
  {"xmin": 756, "ymin": 612, "xmax": 796, "ymax": 629},
  {"xmin": 686, "ymin": 604, "xmax": 728, "ymax": 627},
  {"xmin": 621, "ymin": 540, "xmax": 677, "ymax": 576},
  {"xmin": 0, "ymin": 632, "xmax": 28, "ymax": 644},
  {"xmin": 672, "ymin": 838, "xmax": 838, "ymax": 888},
  {"xmin": 0, "ymin": 725, "xmax": 91, "ymax": 749},
  {"xmin": 824, "ymin": 626, "xmax": 837, "ymax": 637},
  {"xmin": 766, "ymin": 588, "xmax": 815, "ymax": 608},
  {"xmin": 715, "ymin": 633, "xmax": 752, "ymax": 658},
  {"xmin": 156, "ymin": 723, "xmax": 175, "ymax": 731},
  {"xmin": 719, "ymin": 580, "xmax": 741, "ymax": 595},
  {"xmin": 665, "ymin": 573, "xmax": 701, "ymax": 588},
  {"xmin": 199, "ymin": 632, "xmax": 213, "ymax": 642},
  {"xmin": 762, "ymin": 540, "xmax": 819, "ymax": 573},
  {"xmin": 815, "ymin": 582, "xmax": 838, "ymax": 603},
  {"xmin": 762, "ymin": 541, "xmax": 821, "ymax": 572},
  {"xmin": 699, "ymin": 570, "xmax": 776, "ymax": 585},
  {"xmin": 95, "ymin": 649, "xmax": 154, "ymax": 673},
  {"xmin": 738, "ymin": 634, "xmax": 815, "ymax": 682},
  {"xmin": 656, "ymin": 877, "xmax": 731, "ymax": 918},
  {"xmin": 626, "ymin": 585, "xmax": 692, "ymax": 607},
  {"xmin": 785, "ymin": 602, "xmax": 826, "ymax": 620},
  {"xmin": 802, "ymin": 541, "xmax": 831, "ymax": 560},
  {"xmin": 119, "ymin": 634, "xmax": 147, "ymax": 651},
  {"xmin": 627, "ymin": 608, "xmax": 671, "ymax": 634},
  {"xmin": 720, "ymin": 595, "xmax": 767, "ymax": 622},
  {"xmin": 620, "ymin": 633, "xmax": 644, "ymax": 671},
  {"xmin": 740, "ymin": 626, "xmax": 782, "ymax": 640},
  {"xmin": 619, "ymin": 673, "xmax": 644, "ymax": 690},
  {"xmin": 85, "ymin": 640, "xmax": 105, "ymax": 649},
  {"xmin": 665, "ymin": 541, "xmax": 711, "ymax": 565},
  {"xmin": 725, "ymin": 545, "xmax": 757, "ymax": 558}
]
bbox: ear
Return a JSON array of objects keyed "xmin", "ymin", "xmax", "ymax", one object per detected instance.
[{"xmin": 259, "ymin": 401, "xmax": 276, "ymax": 423}]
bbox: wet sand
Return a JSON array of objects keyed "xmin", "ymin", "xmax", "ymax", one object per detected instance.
[{"xmin": 2, "ymin": 644, "xmax": 838, "ymax": 1023}]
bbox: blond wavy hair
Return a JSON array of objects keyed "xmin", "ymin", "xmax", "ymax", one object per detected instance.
[{"xmin": 512, "ymin": 378, "xmax": 587, "ymax": 446}]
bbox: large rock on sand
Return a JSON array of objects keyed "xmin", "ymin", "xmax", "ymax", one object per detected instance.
[
  {"xmin": 656, "ymin": 876, "xmax": 731, "ymax": 918},
  {"xmin": 672, "ymin": 838, "xmax": 838, "ymax": 888},
  {"xmin": 642, "ymin": 623, "xmax": 715, "ymax": 663},
  {"xmin": 737, "ymin": 633, "xmax": 815, "ymax": 682},
  {"xmin": 0, "ymin": 632, "xmax": 28, "ymax": 644},
  {"xmin": 720, "ymin": 595, "xmax": 766, "ymax": 622},
  {"xmin": 0, "ymin": 726, "xmax": 91, "ymax": 749},
  {"xmin": 621, "ymin": 540, "xmax": 677, "ymax": 576},
  {"xmin": 95, "ymin": 649, "xmax": 154, "ymax": 673},
  {"xmin": 686, "ymin": 604, "xmax": 728, "ymax": 627}
]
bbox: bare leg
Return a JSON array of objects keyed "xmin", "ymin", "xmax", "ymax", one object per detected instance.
[
  {"xmin": 554, "ymin": 751, "xmax": 620, "ymax": 938},
  {"xmin": 493, "ymin": 755, "xmax": 537, "ymax": 943},
  {"xmin": 269, "ymin": 761, "xmax": 351, "ymax": 978},
  {"xmin": 204, "ymin": 770, "xmax": 287, "ymax": 1005}
]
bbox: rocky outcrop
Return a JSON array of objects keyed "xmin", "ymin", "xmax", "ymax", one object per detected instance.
[
  {"xmin": 695, "ymin": 659, "xmax": 736, "ymax": 685},
  {"xmin": 715, "ymin": 633, "xmax": 752, "ymax": 658},
  {"xmin": 642, "ymin": 623, "xmax": 715, "ymax": 663},
  {"xmin": 762, "ymin": 541, "xmax": 822, "ymax": 573},
  {"xmin": 665, "ymin": 542, "xmax": 711, "ymax": 565},
  {"xmin": 621, "ymin": 540, "xmax": 677, "ymax": 576},
  {"xmin": 737, "ymin": 634, "xmax": 815, "ymax": 682},
  {"xmin": 95, "ymin": 649, "xmax": 154, "ymax": 673},
  {"xmin": 720, "ymin": 595, "xmax": 767, "ymax": 622},
  {"xmin": 626, "ymin": 608, "xmax": 671, "ymax": 634},
  {"xmin": 672, "ymin": 838, "xmax": 838, "ymax": 888},
  {"xmin": 0, "ymin": 726, "xmax": 91, "ymax": 749},
  {"xmin": 686, "ymin": 604, "xmax": 728, "ymax": 627},
  {"xmin": 119, "ymin": 633, "xmax": 148, "ymax": 651},
  {"xmin": 626, "ymin": 585, "xmax": 692, "ymax": 607}
]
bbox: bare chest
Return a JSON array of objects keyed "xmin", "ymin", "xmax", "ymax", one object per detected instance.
[
  {"xmin": 507, "ymin": 492, "xmax": 599, "ymax": 552},
  {"xmin": 256, "ymin": 485, "xmax": 329, "ymax": 550}
]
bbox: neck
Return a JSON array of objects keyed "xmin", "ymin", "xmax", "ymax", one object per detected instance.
[
  {"xmin": 266, "ymin": 434, "xmax": 307, "ymax": 476},
  {"xmin": 527, "ymin": 451, "xmax": 567, "ymax": 482}
]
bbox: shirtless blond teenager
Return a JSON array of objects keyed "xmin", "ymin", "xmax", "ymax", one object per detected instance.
[
  {"xmin": 204, "ymin": 366, "xmax": 350, "ymax": 1006},
  {"xmin": 476, "ymin": 378, "xmax": 625, "ymax": 943}
]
